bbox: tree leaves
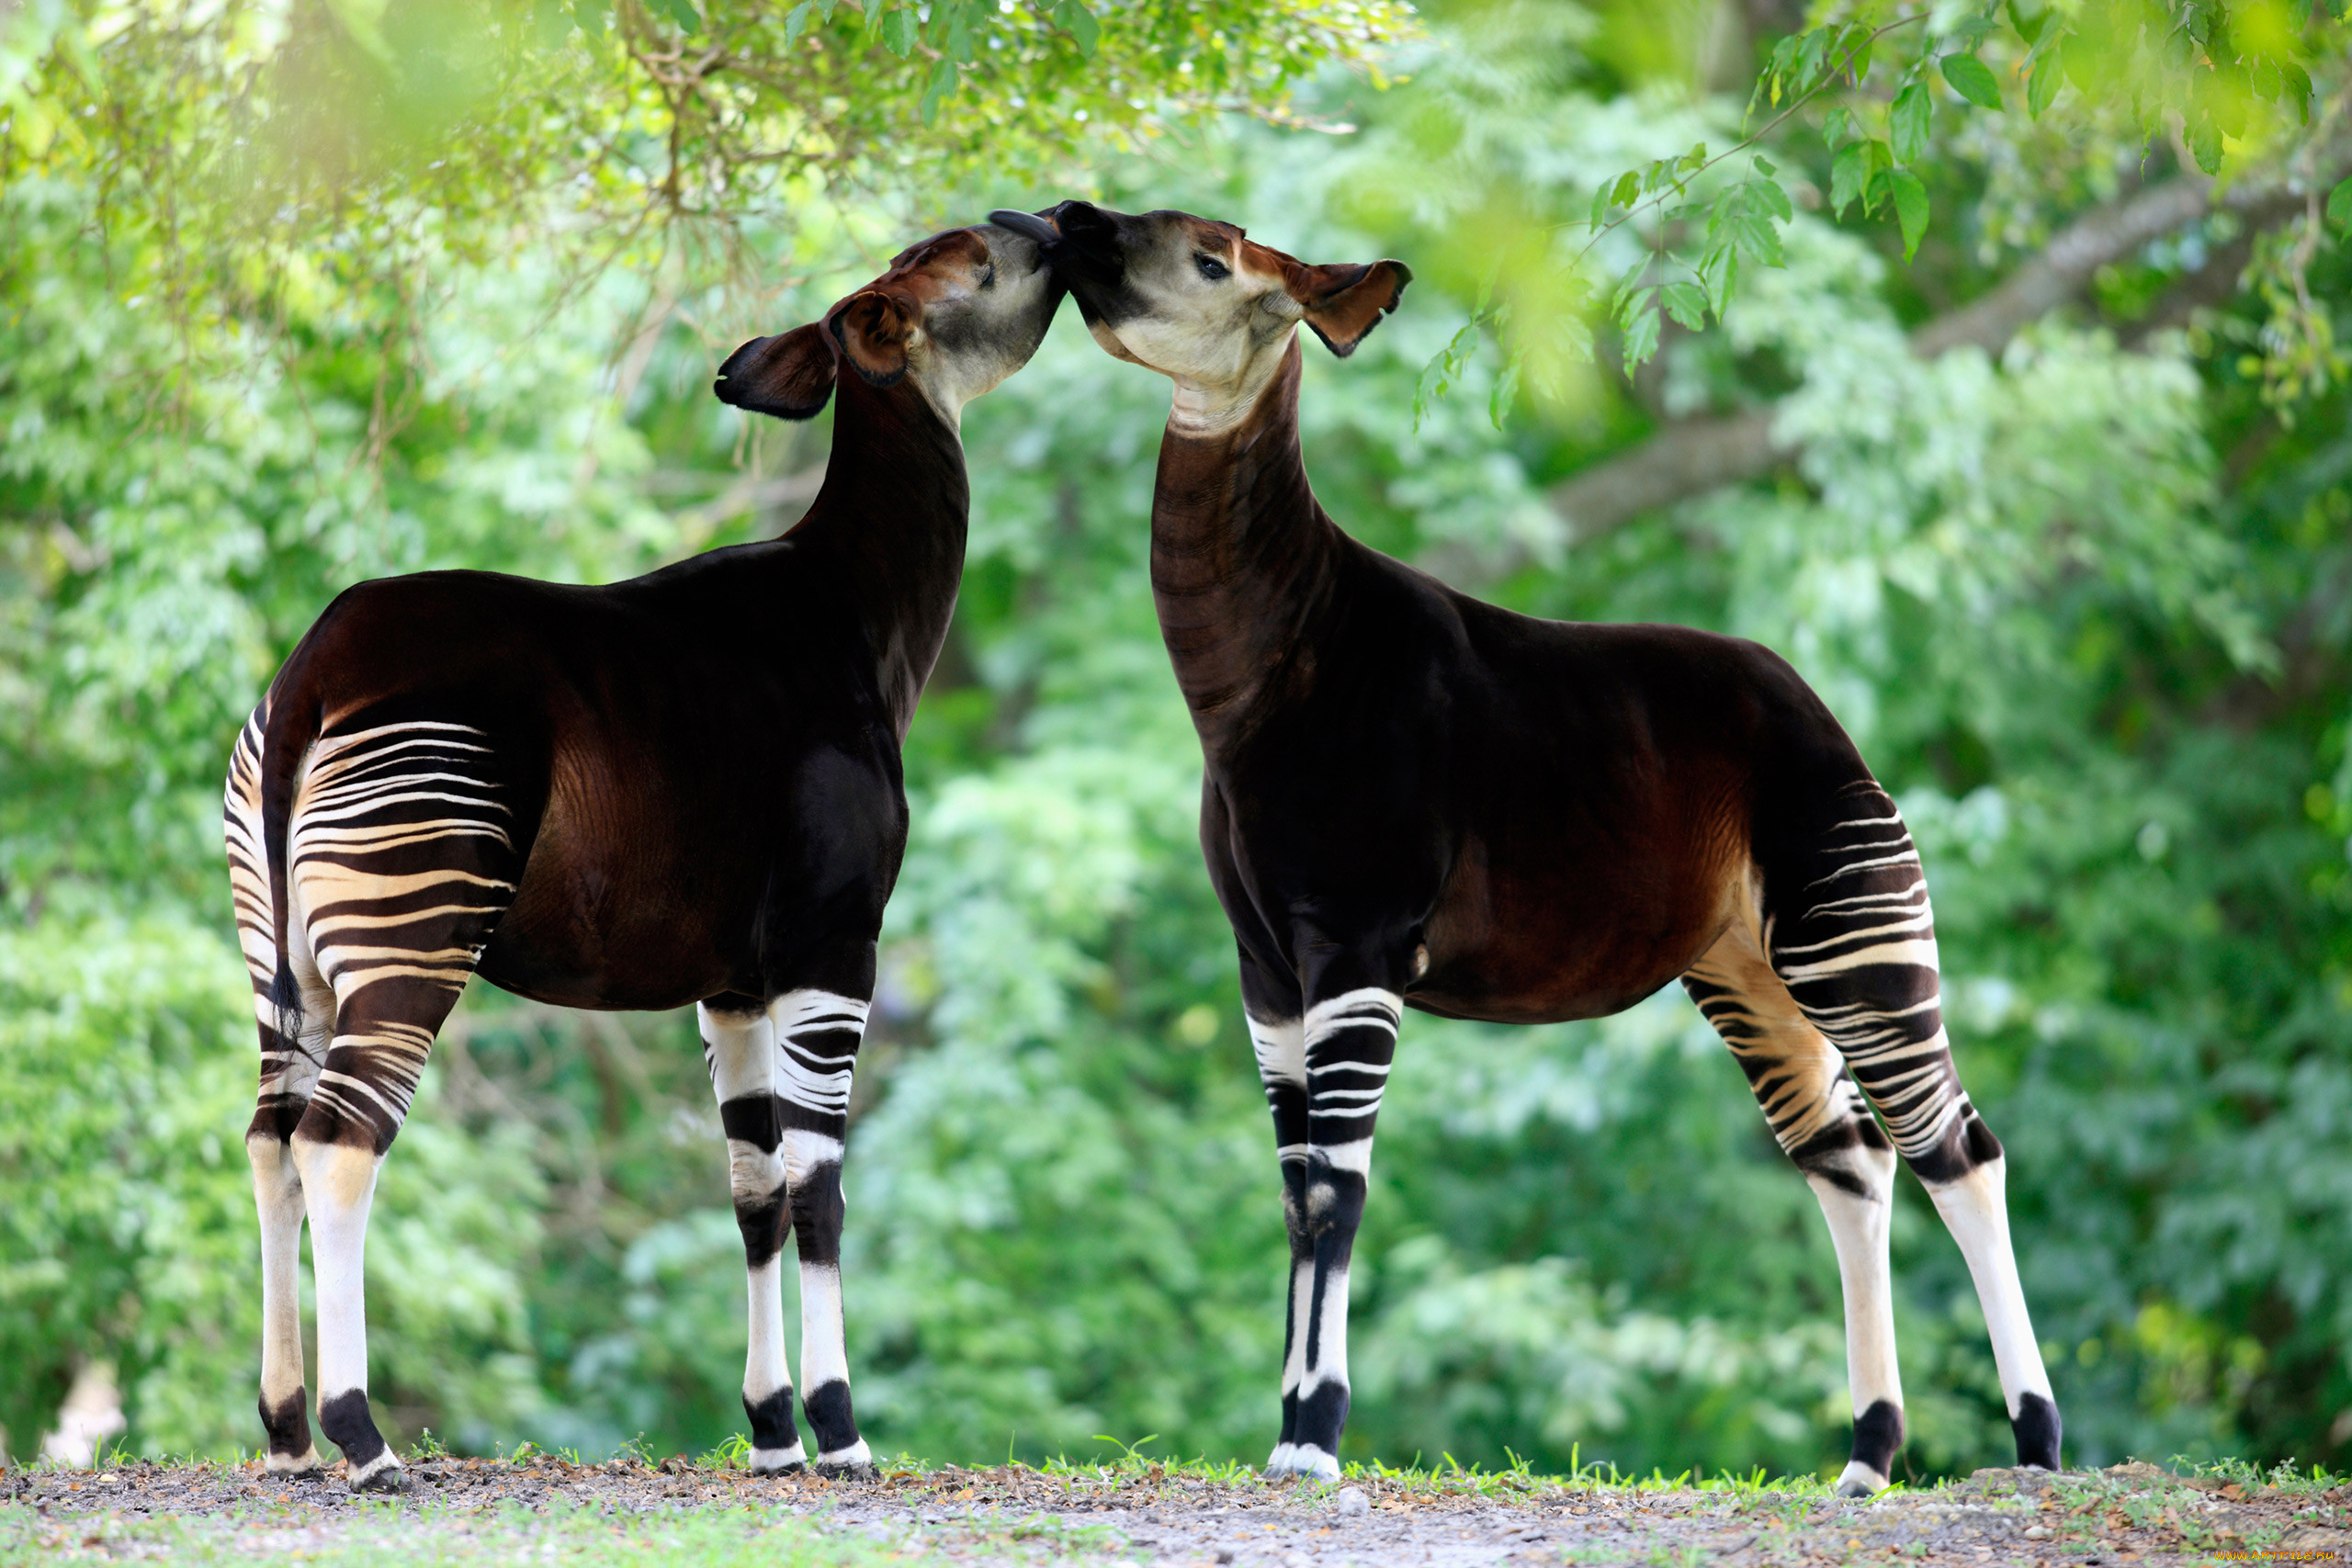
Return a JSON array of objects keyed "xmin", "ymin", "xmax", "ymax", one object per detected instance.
[
  {"xmin": 1052, "ymin": 0, "xmax": 1101, "ymax": 57},
  {"xmin": 1889, "ymin": 80, "xmax": 1932, "ymax": 165},
  {"xmin": 1888, "ymin": 168, "xmax": 1930, "ymax": 261},
  {"xmin": 1939, "ymin": 51, "xmax": 2002, "ymax": 109},
  {"xmin": 2328, "ymin": 178, "xmax": 2352, "ymax": 235}
]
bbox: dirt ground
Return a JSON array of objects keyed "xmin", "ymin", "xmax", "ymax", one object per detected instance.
[{"xmin": 6, "ymin": 1455, "xmax": 2348, "ymax": 1565}]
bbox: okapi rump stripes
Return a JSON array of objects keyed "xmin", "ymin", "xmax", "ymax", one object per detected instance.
[
  {"xmin": 1024, "ymin": 198, "xmax": 2064, "ymax": 1493},
  {"xmin": 221, "ymin": 221, "xmax": 1065, "ymax": 1491}
]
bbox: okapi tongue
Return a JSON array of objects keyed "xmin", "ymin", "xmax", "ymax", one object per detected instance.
[{"xmin": 988, "ymin": 209, "xmax": 1060, "ymax": 244}]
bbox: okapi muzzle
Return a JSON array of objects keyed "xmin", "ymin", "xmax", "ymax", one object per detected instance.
[{"xmin": 994, "ymin": 201, "xmax": 1408, "ymax": 408}]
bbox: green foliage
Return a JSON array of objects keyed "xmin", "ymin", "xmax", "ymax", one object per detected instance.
[{"xmin": 1428, "ymin": 0, "xmax": 2348, "ymax": 385}]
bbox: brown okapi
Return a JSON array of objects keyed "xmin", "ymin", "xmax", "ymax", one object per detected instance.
[
  {"xmin": 993, "ymin": 201, "xmax": 2062, "ymax": 1490},
  {"xmin": 222, "ymin": 221, "xmax": 1063, "ymax": 1489}
]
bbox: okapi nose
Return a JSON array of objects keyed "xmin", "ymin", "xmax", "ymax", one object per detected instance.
[
  {"xmin": 1045, "ymin": 200, "xmax": 1120, "ymax": 260},
  {"xmin": 988, "ymin": 209, "xmax": 1060, "ymax": 246}
]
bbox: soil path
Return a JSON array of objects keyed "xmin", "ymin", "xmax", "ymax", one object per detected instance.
[{"xmin": 6, "ymin": 1457, "xmax": 2346, "ymax": 1564}]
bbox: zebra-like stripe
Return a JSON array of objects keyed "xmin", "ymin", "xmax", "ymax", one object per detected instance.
[
  {"xmin": 1680, "ymin": 972, "xmax": 1867, "ymax": 1160},
  {"xmin": 1301, "ymin": 987, "xmax": 1399, "ymax": 1153},
  {"xmin": 1770, "ymin": 788, "xmax": 1972, "ymax": 1168},
  {"xmin": 279, "ymin": 718, "xmax": 516, "ymax": 1149},
  {"xmin": 774, "ymin": 990, "xmax": 869, "ymax": 1134},
  {"xmin": 1248, "ymin": 1013, "xmax": 1309, "ymax": 1166}
]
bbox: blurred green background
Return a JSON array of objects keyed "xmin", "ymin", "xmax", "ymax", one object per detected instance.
[{"xmin": 4, "ymin": 0, "xmax": 2350, "ymax": 1483}]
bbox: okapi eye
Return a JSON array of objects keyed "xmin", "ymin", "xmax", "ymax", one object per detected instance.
[
  {"xmin": 1194, "ymin": 254, "xmax": 1230, "ymax": 282},
  {"xmin": 978, "ymin": 263, "xmax": 996, "ymax": 289}
]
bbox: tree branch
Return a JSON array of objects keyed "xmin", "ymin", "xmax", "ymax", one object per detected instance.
[{"xmin": 1441, "ymin": 141, "xmax": 2348, "ymax": 585}]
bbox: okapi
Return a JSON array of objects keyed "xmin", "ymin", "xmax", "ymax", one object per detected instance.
[
  {"xmin": 995, "ymin": 201, "xmax": 2063, "ymax": 1490},
  {"xmin": 222, "ymin": 221, "xmax": 1063, "ymax": 1489}
]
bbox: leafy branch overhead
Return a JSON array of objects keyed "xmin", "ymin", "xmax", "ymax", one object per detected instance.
[
  {"xmin": 1419, "ymin": 0, "xmax": 2351, "ymax": 423},
  {"xmin": 0, "ymin": 0, "xmax": 1410, "ymax": 355}
]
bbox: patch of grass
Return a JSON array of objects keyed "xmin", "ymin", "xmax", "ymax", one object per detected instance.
[
  {"xmin": 829, "ymin": 1442, "xmax": 1848, "ymax": 1505},
  {"xmin": 0, "ymin": 1497, "xmax": 1125, "ymax": 1567}
]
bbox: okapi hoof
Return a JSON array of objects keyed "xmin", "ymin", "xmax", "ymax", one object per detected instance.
[
  {"xmin": 1835, "ymin": 1471, "xmax": 1886, "ymax": 1499},
  {"xmin": 1264, "ymin": 1443, "xmax": 1340, "ymax": 1483},
  {"xmin": 318, "ymin": 1390, "xmax": 401, "ymax": 1494},
  {"xmin": 260, "ymin": 1386, "xmax": 319, "ymax": 1475},
  {"xmin": 748, "ymin": 1442, "xmax": 808, "ymax": 1476},
  {"xmin": 2011, "ymin": 1392, "xmax": 2063, "ymax": 1472},
  {"xmin": 815, "ymin": 1461, "xmax": 876, "ymax": 1482},
  {"xmin": 345, "ymin": 1454, "xmax": 407, "ymax": 1494}
]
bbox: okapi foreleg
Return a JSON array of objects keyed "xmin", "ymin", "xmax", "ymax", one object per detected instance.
[
  {"xmin": 704, "ymin": 1000, "xmax": 805, "ymax": 1472},
  {"xmin": 1268, "ymin": 978, "xmax": 1403, "ymax": 1481},
  {"xmin": 771, "ymin": 987, "xmax": 875, "ymax": 1476},
  {"xmin": 1768, "ymin": 782, "xmax": 2062, "ymax": 1472},
  {"xmin": 1247, "ymin": 1008, "xmax": 1312, "ymax": 1472}
]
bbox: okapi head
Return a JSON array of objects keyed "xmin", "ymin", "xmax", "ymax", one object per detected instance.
[
  {"xmin": 991, "ymin": 202, "xmax": 1408, "ymax": 432},
  {"xmin": 715, "ymin": 219, "xmax": 1065, "ymax": 426}
]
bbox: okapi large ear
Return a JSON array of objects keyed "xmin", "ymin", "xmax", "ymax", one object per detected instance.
[
  {"xmin": 1288, "ymin": 259, "xmax": 1413, "ymax": 358},
  {"xmin": 713, "ymin": 323, "xmax": 836, "ymax": 421},
  {"xmin": 831, "ymin": 289, "xmax": 917, "ymax": 387}
]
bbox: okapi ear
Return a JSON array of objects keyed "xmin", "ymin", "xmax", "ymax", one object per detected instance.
[
  {"xmin": 1288, "ymin": 259, "xmax": 1413, "ymax": 358},
  {"xmin": 713, "ymin": 323, "xmax": 836, "ymax": 421},
  {"xmin": 830, "ymin": 289, "xmax": 917, "ymax": 387}
]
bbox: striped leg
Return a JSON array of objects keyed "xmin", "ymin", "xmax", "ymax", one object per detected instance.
[
  {"xmin": 284, "ymin": 716, "xmax": 520, "ymax": 1490},
  {"xmin": 1766, "ymin": 781, "xmax": 2062, "ymax": 1474},
  {"xmin": 1248, "ymin": 1007, "xmax": 1311, "ymax": 1472},
  {"xmin": 227, "ymin": 709, "xmax": 329, "ymax": 1476},
  {"xmin": 1264, "ymin": 968, "xmax": 1401, "ymax": 1481},
  {"xmin": 704, "ymin": 999, "xmax": 805, "ymax": 1473},
  {"xmin": 1685, "ymin": 919, "xmax": 1904, "ymax": 1495},
  {"xmin": 1239, "ymin": 949, "xmax": 1314, "ymax": 1472},
  {"xmin": 770, "ymin": 987, "xmax": 875, "ymax": 1476}
]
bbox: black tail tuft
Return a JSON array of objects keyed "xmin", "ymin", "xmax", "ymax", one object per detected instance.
[{"xmin": 271, "ymin": 958, "xmax": 305, "ymax": 1044}]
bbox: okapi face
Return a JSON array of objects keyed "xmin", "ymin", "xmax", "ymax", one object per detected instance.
[
  {"xmin": 991, "ymin": 201, "xmax": 1408, "ymax": 433},
  {"xmin": 715, "ymin": 220, "xmax": 1064, "ymax": 427}
]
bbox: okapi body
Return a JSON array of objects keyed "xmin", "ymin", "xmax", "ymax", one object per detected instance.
[
  {"xmin": 222, "ymin": 223, "xmax": 1062, "ymax": 1489},
  {"xmin": 1000, "ymin": 201, "xmax": 2063, "ymax": 1490}
]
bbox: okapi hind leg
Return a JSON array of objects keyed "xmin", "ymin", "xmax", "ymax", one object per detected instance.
[
  {"xmin": 284, "ymin": 710, "xmax": 523, "ymax": 1490},
  {"xmin": 228, "ymin": 706, "xmax": 329, "ymax": 1476},
  {"xmin": 1764, "ymin": 780, "xmax": 2062, "ymax": 1474},
  {"xmin": 702, "ymin": 998, "xmax": 806, "ymax": 1474},
  {"xmin": 1684, "ymin": 930, "xmax": 1904, "ymax": 1497}
]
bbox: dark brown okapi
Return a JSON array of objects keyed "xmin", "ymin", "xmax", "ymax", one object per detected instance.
[
  {"xmin": 222, "ymin": 223, "xmax": 1063, "ymax": 1490},
  {"xmin": 995, "ymin": 201, "xmax": 2061, "ymax": 1490}
]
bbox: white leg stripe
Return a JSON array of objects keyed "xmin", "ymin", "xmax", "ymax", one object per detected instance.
[
  {"xmin": 1303, "ymin": 987, "xmax": 1401, "ymax": 1050},
  {"xmin": 1316, "ymin": 1138, "xmax": 1374, "ymax": 1176},
  {"xmin": 1927, "ymin": 1157, "xmax": 2054, "ymax": 1412},
  {"xmin": 1300, "ymin": 1266, "xmax": 1351, "ymax": 1395},
  {"xmin": 745, "ymin": 1258, "xmax": 791, "ymax": 1403},
  {"xmin": 1249, "ymin": 1013, "xmax": 1306, "ymax": 1086},
  {"xmin": 798, "ymin": 1263, "xmax": 850, "ymax": 1393}
]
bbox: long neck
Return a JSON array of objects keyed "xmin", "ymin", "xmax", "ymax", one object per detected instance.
[
  {"xmin": 788, "ymin": 371, "xmax": 970, "ymax": 738},
  {"xmin": 1150, "ymin": 337, "xmax": 1340, "ymax": 751}
]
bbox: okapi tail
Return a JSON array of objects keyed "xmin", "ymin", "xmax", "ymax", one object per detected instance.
[{"xmin": 257, "ymin": 678, "xmax": 323, "ymax": 1043}]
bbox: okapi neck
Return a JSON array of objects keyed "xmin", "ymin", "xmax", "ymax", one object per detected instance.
[
  {"xmin": 1149, "ymin": 338, "xmax": 1342, "ymax": 744},
  {"xmin": 792, "ymin": 372, "xmax": 971, "ymax": 738}
]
